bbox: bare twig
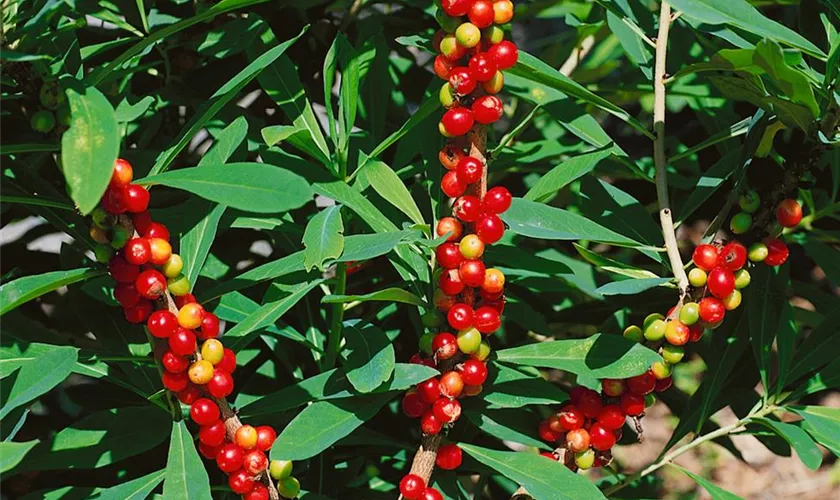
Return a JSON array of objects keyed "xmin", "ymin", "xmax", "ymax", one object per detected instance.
[{"xmin": 559, "ymin": 34, "xmax": 596, "ymax": 77}]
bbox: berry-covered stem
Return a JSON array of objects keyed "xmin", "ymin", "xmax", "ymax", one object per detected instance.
[
  {"xmin": 652, "ymin": 0, "xmax": 688, "ymax": 304},
  {"xmin": 466, "ymin": 126, "xmax": 488, "ymax": 198}
]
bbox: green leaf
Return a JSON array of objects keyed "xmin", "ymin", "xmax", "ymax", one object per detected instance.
[
  {"xmin": 138, "ymin": 163, "xmax": 312, "ymax": 214},
  {"xmin": 675, "ymin": 150, "xmax": 740, "ymax": 221},
  {"xmin": 337, "ymin": 36, "xmax": 361, "ymax": 163},
  {"xmin": 368, "ymin": 97, "xmax": 440, "ymax": 159},
  {"xmin": 750, "ymin": 417, "xmax": 822, "ymax": 470},
  {"xmin": 271, "ymin": 394, "xmax": 392, "ymax": 461},
  {"xmin": 803, "ymin": 240, "xmax": 840, "ymax": 284},
  {"xmin": 198, "ymin": 116, "xmax": 248, "ymax": 167},
  {"xmin": 162, "ymin": 421, "xmax": 211, "ymax": 500},
  {"xmin": 362, "ymin": 160, "xmax": 425, "ymax": 225},
  {"xmin": 338, "ymin": 230, "xmax": 418, "ymax": 262},
  {"xmin": 501, "ymin": 198, "xmax": 643, "ymax": 247},
  {"xmin": 459, "ymin": 444, "xmax": 607, "ymax": 500},
  {"xmin": 747, "ymin": 263, "xmax": 788, "ymax": 391},
  {"xmin": 789, "ymin": 406, "xmax": 840, "ymax": 456},
  {"xmin": 672, "ymin": 464, "xmax": 744, "ymax": 500},
  {"xmin": 667, "ymin": 0, "xmax": 826, "ymax": 58},
  {"xmin": 341, "ymin": 320, "xmax": 395, "ymax": 394},
  {"xmin": 59, "ymin": 81, "xmax": 119, "ymax": 215},
  {"xmin": 179, "ymin": 204, "xmax": 225, "ymax": 290},
  {"xmin": 303, "ymin": 206, "xmax": 344, "ymax": 272},
  {"xmin": 95, "ymin": 469, "xmax": 166, "ymax": 500},
  {"xmin": 753, "ymin": 39, "xmax": 819, "ymax": 117},
  {"xmin": 495, "ymin": 334, "xmax": 661, "ymax": 379},
  {"xmin": 0, "ymin": 268, "xmax": 104, "ymax": 316},
  {"xmin": 786, "ymin": 358, "xmax": 840, "ymax": 401},
  {"xmin": 114, "ymin": 96, "xmax": 155, "ymax": 123},
  {"xmin": 465, "ymin": 409, "xmax": 548, "ymax": 450},
  {"xmin": 261, "ymin": 125, "xmax": 301, "ymax": 147},
  {"xmin": 787, "ymin": 308, "xmax": 840, "ymax": 384},
  {"xmin": 149, "ymin": 25, "xmax": 307, "ymax": 175},
  {"xmin": 595, "ymin": 278, "xmax": 673, "ymax": 296},
  {"xmin": 0, "ymin": 343, "xmax": 78, "ymax": 419},
  {"xmin": 523, "ymin": 146, "xmax": 615, "ymax": 203},
  {"xmin": 313, "ymin": 181, "xmax": 396, "ymax": 233},
  {"xmin": 214, "ymin": 291, "xmax": 318, "ymax": 351},
  {"xmin": 0, "ymin": 440, "xmax": 38, "ymax": 473},
  {"xmin": 322, "ymin": 287, "xmax": 426, "ymax": 307},
  {"xmin": 482, "ymin": 362, "xmax": 568, "ymax": 409},
  {"xmin": 606, "ymin": 9, "xmax": 653, "ymax": 79}
]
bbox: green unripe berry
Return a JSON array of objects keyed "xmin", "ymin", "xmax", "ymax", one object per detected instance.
[
  {"xmin": 645, "ymin": 393, "xmax": 656, "ymax": 407},
  {"xmin": 651, "ymin": 361, "xmax": 672, "ymax": 379},
  {"xmin": 94, "ymin": 244, "xmax": 115, "ymax": 263},
  {"xmin": 91, "ymin": 207, "xmax": 112, "ymax": 229},
  {"xmin": 110, "ymin": 226, "xmax": 131, "ymax": 249},
  {"xmin": 31, "ymin": 110, "xmax": 56, "ymax": 133},
  {"xmin": 418, "ymin": 332, "xmax": 435, "ymax": 355},
  {"xmin": 643, "ymin": 313, "xmax": 665, "ymax": 329},
  {"xmin": 679, "ymin": 302, "xmax": 699, "ymax": 326},
  {"xmin": 422, "ymin": 310, "xmax": 444, "ymax": 328},
  {"xmin": 688, "ymin": 268, "xmax": 707, "ymax": 288},
  {"xmin": 729, "ymin": 212, "xmax": 752, "ymax": 234},
  {"xmin": 439, "ymin": 83, "xmax": 456, "ymax": 108},
  {"xmin": 457, "ymin": 327, "xmax": 481, "ymax": 354},
  {"xmin": 455, "ymin": 23, "xmax": 481, "ymax": 48},
  {"xmin": 57, "ymin": 103, "xmax": 72, "ymax": 127},
  {"xmin": 435, "ymin": 9, "xmax": 461, "ymax": 32},
  {"xmin": 722, "ymin": 290, "xmax": 742, "ymax": 310},
  {"xmin": 269, "ymin": 459, "xmax": 293, "ymax": 480},
  {"xmin": 162, "ymin": 254, "xmax": 183, "ymax": 278},
  {"xmin": 475, "ymin": 340, "xmax": 491, "ymax": 361},
  {"xmin": 739, "ymin": 190, "xmax": 760, "ymax": 213},
  {"xmin": 482, "ymin": 26, "xmax": 505, "ymax": 45},
  {"xmin": 623, "ymin": 325, "xmax": 643, "ymax": 343},
  {"xmin": 748, "ymin": 242, "xmax": 768, "ymax": 262},
  {"xmin": 39, "ymin": 80, "xmax": 65, "ymax": 110},
  {"xmin": 277, "ymin": 476, "xmax": 300, "ymax": 499},
  {"xmin": 574, "ymin": 449, "xmax": 595, "ymax": 469},
  {"xmin": 661, "ymin": 344, "xmax": 685, "ymax": 364},
  {"xmin": 733, "ymin": 269, "xmax": 751, "ymax": 289},
  {"xmin": 167, "ymin": 274, "xmax": 191, "ymax": 296},
  {"xmin": 644, "ymin": 319, "xmax": 666, "ymax": 341}
]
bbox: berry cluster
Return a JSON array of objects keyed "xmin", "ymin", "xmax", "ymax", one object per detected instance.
[
  {"xmin": 397, "ymin": 444, "xmax": 462, "ymax": 500},
  {"xmin": 730, "ymin": 190, "xmax": 797, "ymax": 265},
  {"xmin": 29, "ymin": 81, "xmax": 71, "ymax": 134},
  {"xmin": 89, "ymin": 159, "xmax": 299, "ymax": 499}
]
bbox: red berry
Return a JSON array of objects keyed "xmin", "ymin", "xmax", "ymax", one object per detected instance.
[
  {"xmin": 472, "ymin": 95, "xmax": 503, "ymax": 124},
  {"xmin": 402, "ymin": 391, "xmax": 429, "ymax": 418},
  {"xmin": 198, "ymin": 441, "xmax": 222, "ymax": 460},
  {"xmin": 422, "ymin": 488, "xmax": 444, "ymax": 500},
  {"xmin": 459, "ymin": 259, "xmax": 486, "ymax": 287},
  {"xmin": 114, "ymin": 283, "xmax": 141, "ymax": 308},
  {"xmin": 538, "ymin": 421, "xmax": 562, "ymax": 442},
  {"xmin": 698, "ymin": 297, "xmax": 725, "ymax": 324},
  {"xmin": 162, "ymin": 350, "xmax": 189, "ymax": 373},
  {"xmin": 135, "ymin": 269, "xmax": 167, "ymax": 299},
  {"xmin": 655, "ymin": 376, "xmax": 673, "ymax": 393},
  {"xmin": 589, "ymin": 423, "xmax": 617, "ymax": 451},
  {"xmin": 468, "ymin": 0, "xmax": 495, "ymax": 27},
  {"xmin": 244, "ymin": 483, "xmax": 269, "ymax": 500},
  {"xmin": 124, "ymin": 300, "xmax": 153, "ymax": 324},
  {"xmin": 132, "ymin": 211, "xmax": 152, "ymax": 235},
  {"xmin": 433, "ymin": 397, "xmax": 462, "ymax": 423},
  {"xmin": 190, "ymin": 398, "xmax": 220, "ymax": 425},
  {"xmin": 459, "ymin": 359, "xmax": 488, "ymax": 385},
  {"xmin": 448, "ymin": 66, "xmax": 477, "ymax": 95},
  {"xmin": 764, "ymin": 238, "xmax": 789, "ymax": 266},
  {"xmin": 473, "ymin": 306, "xmax": 501, "ymax": 334},
  {"xmin": 456, "ymin": 156, "xmax": 483, "ymax": 184},
  {"xmin": 111, "ymin": 158, "xmax": 133, "ymax": 188},
  {"xmin": 719, "ymin": 242, "xmax": 747, "ymax": 271},
  {"xmin": 440, "ymin": 371, "xmax": 464, "ymax": 398},
  {"xmin": 484, "ymin": 186, "xmax": 512, "ymax": 214},
  {"xmin": 218, "ymin": 348, "xmax": 237, "ymax": 373},
  {"xmin": 468, "ymin": 53, "xmax": 498, "ymax": 82},
  {"xmin": 565, "ymin": 428, "xmax": 590, "ymax": 452},
  {"xmin": 173, "ymin": 293, "xmax": 197, "ymax": 309},
  {"xmin": 688, "ymin": 323, "xmax": 704, "ymax": 342},
  {"xmin": 439, "ymin": 268, "xmax": 465, "ymax": 295},
  {"xmin": 124, "ymin": 238, "xmax": 151, "ymax": 265},
  {"xmin": 243, "ymin": 449, "xmax": 268, "ymax": 475},
  {"xmin": 418, "ymin": 378, "xmax": 441, "ymax": 404},
  {"xmin": 421, "ymin": 409, "xmax": 444, "ymax": 435},
  {"xmin": 557, "ymin": 404, "xmax": 584, "ymax": 430},
  {"xmin": 627, "ymin": 371, "xmax": 656, "ymax": 396},
  {"xmin": 161, "ymin": 370, "xmax": 188, "ymax": 392},
  {"xmin": 437, "ymin": 216, "xmax": 464, "ymax": 242},
  {"xmin": 436, "ymin": 242, "xmax": 463, "ymax": 269},
  {"xmin": 475, "ymin": 214, "xmax": 504, "ymax": 243},
  {"xmin": 692, "ymin": 244, "xmax": 720, "ymax": 271},
  {"xmin": 168, "ymin": 327, "xmax": 197, "ymax": 356},
  {"xmin": 439, "ymin": 146, "xmax": 465, "ymax": 170},
  {"xmin": 441, "ymin": 170, "xmax": 467, "ymax": 198},
  {"xmin": 255, "ymin": 426, "xmax": 276, "ymax": 451},
  {"xmin": 122, "ymin": 184, "xmax": 150, "ymax": 213},
  {"xmin": 441, "ymin": 107, "xmax": 474, "ymax": 136},
  {"xmin": 601, "ymin": 378, "xmax": 626, "ymax": 397},
  {"xmin": 436, "ymin": 443, "xmax": 463, "ymax": 470},
  {"xmin": 147, "ymin": 310, "xmax": 178, "ymax": 338},
  {"xmin": 109, "ymin": 255, "xmax": 140, "ymax": 283},
  {"xmin": 177, "ymin": 385, "xmax": 200, "ymax": 405},
  {"xmin": 101, "ymin": 186, "xmax": 126, "ymax": 214},
  {"xmin": 577, "ymin": 388, "xmax": 602, "ymax": 418},
  {"xmin": 488, "ymin": 40, "xmax": 518, "ymax": 69},
  {"xmin": 452, "ymin": 195, "xmax": 483, "ymax": 222},
  {"xmin": 143, "ymin": 222, "xmax": 170, "ymax": 241},
  {"xmin": 433, "ymin": 332, "xmax": 459, "ymax": 359},
  {"xmin": 597, "ymin": 405, "xmax": 626, "ymax": 430},
  {"xmin": 400, "ymin": 474, "xmax": 426, "ymax": 499},
  {"xmin": 707, "ymin": 267, "xmax": 735, "ymax": 298},
  {"xmin": 447, "ymin": 303, "xmax": 474, "ymax": 330},
  {"xmin": 199, "ymin": 420, "xmax": 226, "ymax": 446},
  {"xmin": 198, "ymin": 312, "xmax": 220, "ymax": 340},
  {"xmin": 207, "ymin": 369, "xmax": 234, "ymax": 398},
  {"xmin": 620, "ymin": 392, "xmax": 645, "ymax": 416},
  {"xmin": 540, "ymin": 451, "xmax": 559, "ymax": 460},
  {"xmin": 434, "ymin": 55, "xmax": 454, "ymax": 80},
  {"xmin": 776, "ymin": 199, "xmax": 802, "ymax": 227},
  {"xmin": 216, "ymin": 444, "xmax": 245, "ymax": 473},
  {"xmin": 228, "ymin": 469, "xmax": 255, "ymax": 494}
]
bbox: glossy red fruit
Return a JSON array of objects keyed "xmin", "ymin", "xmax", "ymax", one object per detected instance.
[
  {"xmin": 198, "ymin": 441, "xmax": 222, "ymax": 460},
  {"xmin": 421, "ymin": 409, "xmax": 444, "ymax": 435},
  {"xmin": 147, "ymin": 310, "xmax": 178, "ymax": 338},
  {"xmin": 418, "ymin": 378, "xmax": 441, "ymax": 404},
  {"xmin": 764, "ymin": 238, "xmax": 789, "ymax": 266},
  {"xmin": 436, "ymin": 443, "xmax": 463, "ymax": 470},
  {"xmin": 400, "ymin": 474, "xmax": 426, "ymax": 499},
  {"xmin": 124, "ymin": 238, "xmax": 151, "ymax": 265},
  {"xmin": 101, "ymin": 186, "xmax": 126, "ymax": 214},
  {"xmin": 719, "ymin": 242, "xmax": 747, "ymax": 271},
  {"xmin": 255, "ymin": 426, "xmax": 276, "ymax": 451},
  {"xmin": 124, "ymin": 299, "xmax": 154, "ymax": 324},
  {"xmin": 442, "ymin": 0, "xmax": 472, "ymax": 16},
  {"xmin": 468, "ymin": 0, "xmax": 495, "ymax": 27},
  {"xmin": 665, "ymin": 320, "xmax": 690, "ymax": 346},
  {"xmin": 173, "ymin": 293, "xmax": 197, "ymax": 309},
  {"xmin": 441, "ymin": 170, "xmax": 467, "ymax": 198},
  {"xmin": 707, "ymin": 267, "xmax": 735, "ymax": 299},
  {"xmin": 111, "ymin": 158, "xmax": 134, "ymax": 187},
  {"xmin": 114, "ymin": 283, "xmax": 141, "ymax": 308},
  {"xmin": 433, "ymin": 397, "xmax": 462, "ymax": 423},
  {"xmin": 472, "ymin": 95, "xmax": 504, "ymax": 124},
  {"xmin": 421, "ymin": 487, "xmax": 444, "ymax": 500},
  {"xmin": 692, "ymin": 244, "xmax": 720, "ymax": 271},
  {"xmin": 176, "ymin": 385, "xmax": 200, "ymax": 405},
  {"xmin": 109, "ymin": 255, "xmax": 140, "ymax": 283},
  {"xmin": 199, "ymin": 420, "xmax": 226, "ymax": 446},
  {"xmin": 228, "ymin": 469, "xmax": 255, "ymax": 494},
  {"xmin": 589, "ymin": 423, "xmax": 617, "ymax": 451},
  {"xmin": 627, "ymin": 371, "xmax": 656, "ymax": 396},
  {"xmin": 168, "ymin": 327, "xmax": 197, "ymax": 356},
  {"xmin": 439, "ymin": 269, "xmax": 465, "ymax": 295},
  {"xmin": 698, "ymin": 297, "xmax": 725, "ymax": 324},
  {"xmin": 122, "ymin": 184, "xmax": 150, "ymax": 213},
  {"xmin": 441, "ymin": 107, "xmax": 474, "ymax": 136},
  {"xmin": 597, "ymin": 405, "xmax": 626, "ymax": 431},
  {"xmin": 475, "ymin": 214, "xmax": 504, "ymax": 243},
  {"xmin": 161, "ymin": 370, "xmax": 188, "ymax": 391},
  {"xmin": 243, "ymin": 449, "xmax": 268, "ymax": 475},
  {"xmin": 468, "ymin": 53, "xmax": 498, "ymax": 82},
  {"xmin": 433, "ymin": 332, "xmax": 459, "ymax": 359},
  {"xmin": 484, "ymin": 186, "xmax": 512, "ymax": 214},
  {"xmin": 776, "ymin": 199, "xmax": 802, "ymax": 227},
  {"xmin": 448, "ymin": 303, "xmax": 474, "ymax": 330},
  {"xmin": 190, "ymin": 398, "xmax": 220, "ymax": 425},
  {"xmin": 688, "ymin": 323, "xmax": 704, "ymax": 342},
  {"xmin": 440, "ymin": 371, "xmax": 464, "ymax": 399},
  {"xmin": 602, "ymin": 378, "xmax": 626, "ymax": 397},
  {"xmin": 437, "ymin": 216, "xmax": 463, "ymax": 242},
  {"xmin": 488, "ymin": 40, "xmax": 518, "ymax": 69},
  {"xmin": 620, "ymin": 392, "xmax": 646, "ymax": 416},
  {"xmin": 439, "ymin": 146, "xmax": 465, "ymax": 170},
  {"xmin": 448, "ymin": 66, "xmax": 477, "ymax": 95},
  {"xmin": 218, "ymin": 348, "xmax": 237, "ymax": 373},
  {"xmin": 557, "ymin": 404, "xmax": 585, "ymax": 430},
  {"xmin": 452, "ymin": 195, "xmax": 483, "ymax": 222},
  {"xmin": 456, "ymin": 156, "xmax": 483, "ymax": 184},
  {"xmin": 569, "ymin": 386, "xmax": 587, "ymax": 404},
  {"xmin": 135, "ymin": 269, "xmax": 167, "ymax": 299},
  {"xmin": 199, "ymin": 313, "xmax": 220, "ymax": 340},
  {"xmin": 434, "ymin": 55, "xmax": 455, "ymax": 80},
  {"xmin": 244, "ymin": 483, "xmax": 269, "ymax": 500},
  {"xmin": 143, "ymin": 222, "xmax": 170, "ymax": 241},
  {"xmin": 162, "ymin": 351, "xmax": 189, "ymax": 373},
  {"xmin": 216, "ymin": 443, "xmax": 244, "ymax": 473},
  {"xmin": 566, "ymin": 428, "xmax": 591, "ymax": 453},
  {"xmin": 460, "ymin": 359, "xmax": 488, "ymax": 385},
  {"xmin": 403, "ymin": 391, "xmax": 429, "ymax": 418},
  {"xmin": 132, "ymin": 211, "xmax": 152, "ymax": 235},
  {"xmin": 436, "ymin": 242, "xmax": 463, "ymax": 269},
  {"xmin": 655, "ymin": 376, "xmax": 673, "ymax": 392},
  {"xmin": 473, "ymin": 306, "xmax": 501, "ymax": 334},
  {"xmin": 577, "ymin": 388, "xmax": 603, "ymax": 418},
  {"xmin": 207, "ymin": 369, "xmax": 234, "ymax": 398},
  {"xmin": 459, "ymin": 259, "xmax": 486, "ymax": 287},
  {"xmin": 538, "ymin": 420, "xmax": 562, "ymax": 442}
]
